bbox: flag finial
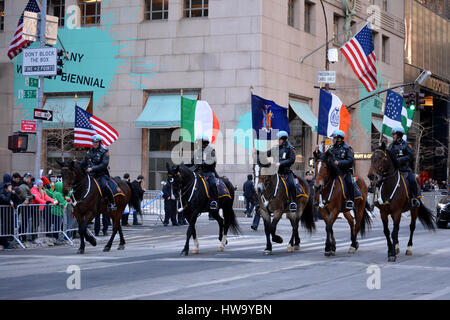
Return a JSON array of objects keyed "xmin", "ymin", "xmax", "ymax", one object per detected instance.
[{"xmin": 74, "ymin": 94, "xmax": 78, "ymax": 104}]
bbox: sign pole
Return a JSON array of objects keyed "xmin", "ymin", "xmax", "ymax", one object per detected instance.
[{"xmin": 34, "ymin": 0, "xmax": 47, "ymax": 179}]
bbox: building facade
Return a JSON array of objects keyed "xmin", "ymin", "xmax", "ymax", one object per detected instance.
[{"xmin": 0, "ymin": 0, "xmax": 406, "ymax": 189}]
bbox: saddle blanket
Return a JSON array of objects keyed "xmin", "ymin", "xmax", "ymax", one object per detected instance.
[
  {"xmin": 198, "ymin": 175, "xmax": 231, "ymax": 199},
  {"xmin": 338, "ymin": 176, "xmax": 362, "ymax": 200},
  {"xmin": 279, "ymin": 175, "xmax": 308, "ymax": 199},
  {"xmin": 95, "ymin": 177, "xmax": 124, "ymax": 197}
]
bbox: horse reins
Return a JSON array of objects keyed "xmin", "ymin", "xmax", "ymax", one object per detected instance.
[
  {"xmin": 176, "ymin": 171, "xmax": 197, "ymax": 212},
  {"xmin": 372, "ymin": 150, "xmax": 402, "ymax": 204}
]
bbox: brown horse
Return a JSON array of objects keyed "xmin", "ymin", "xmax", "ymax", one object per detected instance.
[
  {"xmin": 368, "ymin": 143, "xmax": 435, "ymax": 262},
  {"xmin": 255, "ymin": 164, "xmax": 315, "ymax": 255},
  {"xmin": 314, "ymin": 155, "xmax": 372, "ymax": 256},
  {"xmin": 57, "ymin": 160, "xmax": 133, "ymax": 254}
]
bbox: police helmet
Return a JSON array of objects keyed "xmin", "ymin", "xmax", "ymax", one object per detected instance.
[
  {"xmin": 92, "ymin": 134, "xmax": 103, "ymax": 143},
  {"xmin": 391, "ymin": 127, "xmax": 405, "ymax": 136},
  {"xmin": 331, "ymin": 129, "xmax": 345, "ymax": 139},
  {"xmin": 277, "ymin": 131, "xmax": 289, "ymax": 140}
]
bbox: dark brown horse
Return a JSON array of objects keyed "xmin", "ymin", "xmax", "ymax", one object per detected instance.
[
  {"xmin": 368, "ymin": 143, "xmax": 435, "ymax": 262},
  {"xmin": 167, "ymin": 163, "xmax": 241, "ymax": 255},
  {"xmin": 255, "ymin": 164, "xmax": 315, "ymax": 255},
  {"xmin": 57, "ymin": 160, "xmax": 133, "ymax": 254},
  {"xmin": 314, "ymin": 155, "xmax": 372, "ymax": 256}
]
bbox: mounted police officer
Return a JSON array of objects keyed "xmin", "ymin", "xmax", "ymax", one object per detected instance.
[
  {"xmin": 388, "ymin": 127, "xmax": 421, "ymax": 208},
  {"xmin": 80, "ymin": 134, "xmax": 116, "ymax": 211},
  {"xmin": 323, "ymin": 129, "xmax": 355, "ymax": 210},
  {"xmin": 269, "ymin": 131, "xmax": 297, "ymax": 213},
  {"xmin": 189, "ymin": 135, "xmax": 219, "ymax": 211}
]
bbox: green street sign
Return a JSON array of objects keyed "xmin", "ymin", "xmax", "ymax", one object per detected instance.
[
  {"xmin": 23, "ymin": 89, "xmax": 37, "ymax": 99},
  {"xmin": 25, "ymin": 77, "xmax": 39, "ymax": 88}
]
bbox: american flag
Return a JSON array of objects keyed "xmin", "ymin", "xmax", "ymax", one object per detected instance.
[
  {"xmin": 7, "ymin": 0, "xmax": 40, "ymax": 60},
  {"xmin": 74, "ymin": 106, "xmax": 119, "ymax": 148},
  {"xmin": 340, "ymin": 23, "xmax": 378, "ymax": 92}
]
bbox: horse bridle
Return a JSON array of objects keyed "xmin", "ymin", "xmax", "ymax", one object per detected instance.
[
  {"xmin": 171, "ymin": 170, "xmax": 197, "ymax": 212},
  {"xmin": 372, "ymin": 150, "xmax": 397, "ymax": 182}
]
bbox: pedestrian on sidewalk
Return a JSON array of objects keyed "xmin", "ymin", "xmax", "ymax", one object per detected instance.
[
  {"xmin": 243, "ymin": 174, "xmax": 255, "ymax": 218},
  {"xmin": 128, "ymin": 175, "xmax": 145, "ymax": 226},
  {"xmin": 162, "ymin": 181, "xmax": 178, "ymax": 226}
]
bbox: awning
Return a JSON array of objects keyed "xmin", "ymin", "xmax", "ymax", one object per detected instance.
[
  {"xmin": 372, "ymin": 118, "xmax": 383, "ymax": 133},
  {"xmin": 135, "ymin": 94, "xmax": 197, "ymax": 128},
  {"xmin": 289, "ymin": 100, "xmax": 318, "ymax": 131},
  {"xmin": 43, "ymin": 96, "xmax": 91, "ymax": 129}
]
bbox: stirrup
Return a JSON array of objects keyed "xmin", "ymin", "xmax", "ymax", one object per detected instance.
[
  {"xmin": 109, "ymin": 203, "xmax": 117, "ymax": 211},
  {"xmin": 345, "ymin": 200, "xmax": 354, "ymax": 210},
  {"xmin": 411, "ymin": 198, "xmax": 420, "ymax": 208},
  {"xmin": 210, "ymin": 200, "xmax": 218, "ymax": 210},
  {"xmin": 289, "ymin": 202, "xmax": 297, "ymax": 212}
]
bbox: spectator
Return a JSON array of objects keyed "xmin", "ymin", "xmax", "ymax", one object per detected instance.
[
  {"xmin": 305, "ymin": 170, "xmax": 320, "ymax": 221},
  {"xmin": 41, "ymin": 176, "xmax": 55, "ymax": 199},
  {"xmin": 11, "ymin": 173, "xmax": 24, "ymax": 188},
  {"xmin": 31, "ymin": 179, "xmax": 56, "ymax": 239},
  {"xmin": 49, "ymin": 181, "xmax": 69, "ymax": 241},
  {"xmin": 251, "ymin": 194, "xmax": 261, "ymax": 231},
  {"xmin": 162, "ymin": 181, "xmax": 178, "ymax": 226},
  {"xmin": 17, "ymin": 179, "xmax": 34, "ymax": 241},
  {"xmin": 423, "ymin": 180, "xmax": 430, "ymax": 192},
  {"xmin": 0, "ymin": 182, "xmax": 14, "ymax": 249},
  {"xmin": 1, "ymin": 174, "xmax": 12, "ymax": 190},
  {"xmin": 243, "ymin": 174, "xmax": 255, "ymax": 218},
  {"xmin": 433, "ymin": 180, "xmax": 439, "ymax": 191},
  {"xmin": 94, "ymin": 213, "xmax": 111, "ymax": 236},
  {"xmin": 127, "ymin": 175, "xmax": 145, "ymax": 226},
  {"xmin": 23, "ymin": 173, "xmax": 33, "ymax": 189},
  {"xmin": 123, "ymin": 173, "xmax": 131, "ymax": 183}
]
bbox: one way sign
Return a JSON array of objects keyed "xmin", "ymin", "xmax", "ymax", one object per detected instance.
[{"xmin": 33, "ymin": 108, "xmax": 53, "ymax": 121}]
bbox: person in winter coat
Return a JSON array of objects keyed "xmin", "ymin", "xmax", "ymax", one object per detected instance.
[
  {"xmin": 0, "ymin": 182, "xmax": 14, "ymax": 249},
  {"xmin": 31, "ymin": 179, "xmax": 57, "ymax": 238},
  {"xmin": 49, "ymin": 182, "xmax": 71, "ymax": 240}
]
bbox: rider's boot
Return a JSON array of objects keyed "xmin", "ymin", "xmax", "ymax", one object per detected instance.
[
  {"xmin": 410, "ymin": 178, "xmax": 421, "ymax": 208},
  {"xmin": 106, "ymin": 185, "xmax": 117, "ymax": 211},
  {"xmin": 345, "ymin": 177, "xmax": 355, "ymax": 210},
  {"xmin": 209, "ymin": 183, "xmax": 219, "ymax": 210}
]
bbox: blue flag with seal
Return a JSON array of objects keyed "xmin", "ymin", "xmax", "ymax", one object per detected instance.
[{"xmin": 251, "ymin": 94, "xmax": 289, "ymax": 140}]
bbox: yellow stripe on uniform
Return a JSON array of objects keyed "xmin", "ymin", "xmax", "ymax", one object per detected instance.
[
  {"xmin": 280, "ymin": 176, "xmax": 289, "ymax": 199},
  {"xmin": 400, "ymin": 174, "xmax": 410, "ymax": 200},
  {"xmin": 93, "ymin": 177, "xmax": 103, "ymax": 197},
  {"xmin": 200, "ymin": 175, "xmax": 210, "ymax": 199},
  {"xmin": 338, "ymin": 176, "xmax": 347, "ymax": 199}
]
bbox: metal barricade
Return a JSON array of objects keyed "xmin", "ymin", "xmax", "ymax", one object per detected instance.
[
  {"xmin": 140, "ymin": 191, "xmax": 164, "ymax": 224},
  {"xmin": 15, "ymin": 203, "xmax": 72, "ymax": 247},
  {"xmin": 233, "ymin": 191, "xmax": 247, "ymax": 212},
  {"xmin": 0, "ymin": 205, "xmax": 20, "ymax": 248},
  {"xmin": 421, "ymin": 191, "xmax": 446, "ymax": 212}
]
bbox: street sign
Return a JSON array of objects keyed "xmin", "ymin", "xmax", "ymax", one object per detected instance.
[
  {"xmin": 22, "ymin": 47, "xmax": 57, "ymax": 76},
  {"xmin": 18, "ymin": 89, "xmax": 37, "ymax": 99},
  {"xmin": 21, "ymin": 120, "xmax": 37, "ymax": 133},
  {"xmin": 33, "ymin": 108, "xmax": 53, "ymax": 121},
  {"xmin": 25, "ymin": 77, "xmax": 39, "ymax": 87},
  {"xmin": 317, "ymin": 70, "xmax": 336, "ymax": 84}
]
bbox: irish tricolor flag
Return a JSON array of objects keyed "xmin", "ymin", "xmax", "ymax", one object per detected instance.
[
  {"xmin": 318, "ymin": 89, "xmax": 351, "ymax": 138},
  {"xmin": 180, "ymin": 97, "xmax": 220, "ymax": 143}
]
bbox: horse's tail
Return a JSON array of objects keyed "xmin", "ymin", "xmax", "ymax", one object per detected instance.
[
  {"xmin": 300, "ymin": 195, "xmax": 316, "ymax": 234},
  {"xmin": 359, "ymin": 201, "xmax": 373, "ymax": 237},
  {"xmin": 417, "ymin": 199, "xmax": 436, "ymax": 231},
  {"xmin": 222, "ymin": 177, "xmax": 241, "ymax": 235}
]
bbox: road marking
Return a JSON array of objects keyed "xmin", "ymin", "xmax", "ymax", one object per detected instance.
[{"xmin": 154, "ymin": 257, "xmax": 271, "ymax": 263}]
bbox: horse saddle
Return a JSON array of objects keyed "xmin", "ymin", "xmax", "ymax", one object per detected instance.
[
  {"xmin": 279, "ymin": 175, "xmax": 308, "ymax": 199},
  {"xmin": 338, "ymin": 176, "xmax": 362, "ymax": 200},
  {"xmin": 198, "ymin": 175, "xmax": 231, "ymax": 199},
  {"xmin": 95, "ymin": 177, "xmax": 124, "ymax": 197}
]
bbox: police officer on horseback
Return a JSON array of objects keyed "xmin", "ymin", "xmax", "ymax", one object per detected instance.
[
  {"xmin": 326, "ymin": 129, "xmax": 355, "ymax": 210},
  {"xmin": 189, "ymin": 135, "xmax": 219, "ymax": 211},
  {"xmin": 270, "ymin": 131, "xmax": 297, "ymax": 213},
  {"xmin": 388, "ymin": 126, "xmax": 421, "ymax": 208},
  {"xmin": 80, "ymin": 134, "xmax": 116, "ymax": 211}
]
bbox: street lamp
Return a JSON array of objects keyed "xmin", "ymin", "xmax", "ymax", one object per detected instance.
[{"xmin": 415, "ymin": 70, "xmax": 432, "ymax": 86}]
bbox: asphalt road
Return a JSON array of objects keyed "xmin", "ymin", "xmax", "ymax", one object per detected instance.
[{"xmin": 0, "ymin": 212, "xmax": 449, "ymax": 300}]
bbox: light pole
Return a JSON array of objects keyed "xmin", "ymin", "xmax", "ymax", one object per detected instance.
[{"xmin": 34, "ymin": 0, "xmax": 47, "ymax": 179}]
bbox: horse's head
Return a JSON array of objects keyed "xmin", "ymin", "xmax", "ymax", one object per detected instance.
[
  {"xmin": 368, "ymin": 142, "xmax": 391, "ymax": 184},
  {"xmin": 314, "ymin": 158, "xmax": 329, "ymax": 189},
  {"xmin": 56, "ymin": 160, "xmax": 84, "ymax": 197},
  {"xmin": 166, "ymin": 162, "xmax": 183, "ymax": 198}
]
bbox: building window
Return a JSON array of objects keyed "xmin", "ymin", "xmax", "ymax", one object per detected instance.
[
  {"xmin": 382, "ymin": 35, "xmax": 389, "ymax": 63},
  {"xmin": 148, "ymin": 128, "xmax": 178, "ymax": 189},
  {"xmin": 0, "ymin": 0, "xmax": 4, "ymax": 31},
  {"xmin": 144, "ymin": 0, "xmax": 168, "ymax": 20},
  {"xmin": 304, "ymin": 1, "xmax": 315, "ymax": 34},
  {"xmin": 78, "ymin": 0, "xmax": 101, "ymax": 25},
  {"xmin": 333, "ymin": 13, "xmax": 345, "ymax": 45},
  {"xmin": 372, "ymin": 30, "xmax": 378, "ymax": 57},
  {"xmin": 184, "ymin": 0, "xmax": 208, "ymax": 18},
  {"xmin": 47, "ymin": 0, "xmax": 65, "ymax": 27},
  {"xmin": 382, "ymin": 0, "xmax": 388, "ymax": 12}
]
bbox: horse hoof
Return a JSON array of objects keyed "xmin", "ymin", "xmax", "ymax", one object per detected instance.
[
  {"xmin": 331, "ymin": 251, "xmax": 336, "ymax": 256},
  {"xmin": 218, "ymin": 245, "xmax": 224, "ymax": 252},
  {"xmin": 395, "ymin": 244, "xmax": 400, "ymax": 254},
  {"xmin": 294, "ymin": 245, "xmax": 300, "ymax": 251},
  {"xmin": 117, "ymin": 245, "xmax": 125, "ymax": 250},
  {"xmin": 103, "ymin": 246, "xmax": 111, "ymax": 252},
  {"xmin": 192, "ymin": 249, "xmax": 199, "ymax": 254},
  {"xmin": 180, "ymin": 250, "xmax": 188, "ymax": 256},
  {"xmin": 272, "ymin": 235, "xmax": 283, "ymax": 244},
  {"xmin": 324, "ymin": 251, "xmax": 332, "ymax": 257},
  {"xmin": 405, "ymin": 249, "xmax": 412, "ymax": 256},
  {"xmin": 348, "ymin": 247, "xmax": 357, "ymax": 254},
  {"xmin": 388, "ymin": 256, "xmax": 396, "ymax": 262},
  {"xmin": 287, "ymin": 245, "xmax": 294, "ymax": 253},
  {"xmin": 77, "ymin": 249, "xmax": 84, "ymax": 254},
  {"xmin": 264, "ymin": 250, "xmax": 272, "ymax": 256}
]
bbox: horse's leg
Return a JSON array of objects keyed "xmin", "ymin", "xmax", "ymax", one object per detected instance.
[
  {"xmin": 324, "ymin": 209, "xmax": 338, "ymax": 256},
  {"xmin": 270, "ymin": 210, "xmax": 283, "ymax": 244},
  {"xmin": 211, "ymin": 209, "xmax": 225, "ymax": 251},
  {"xmin": 352, "ymin": 199, "xmax": 364, "ymax": 251},
  {"xmin": 191, "ymin": 214, "xmax": 200, "ymax": 254},
  {"xmin": 392, "ymin": 212, "xmax": 401, "ymax": 255},
  {"xmin": 181, "ymin": 219, "xmax": 192, "ymax": 256},
  {"xmin": 406, "ymin": 208, "xmax": 418, "ymax": 255},
  {"xmin": 344, "ymin": 211, "xmax": 357, "ymax": 253},
  {"xmin": 381, "ymin": 209, "xmax": 396, "ymax": 262},
  {"xmin": 83, "ymin": 211, "xmax": 97, "ymax": 247},
  {"xmin": 293, "ymin": 215, "xmax": 300, "ymax": 251},
  {"xmin": 287, "ymin": 212, "xmax": 295, "ymax": 253},
  {"xmin": 260, "ymin": 209, "xmax": 272, "ymax": 255},
  {"xmin": 77, "ymin": 220, "xmax": 86, "ymax": 254}
]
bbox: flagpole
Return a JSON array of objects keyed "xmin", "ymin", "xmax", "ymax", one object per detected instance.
[
  {"xmin": 35, "ymin": 0, "xmax": 47, "ymax": 179},
  {"xmin": 250, "ymin": 86, "xmax": 256, "ymax": 184}
]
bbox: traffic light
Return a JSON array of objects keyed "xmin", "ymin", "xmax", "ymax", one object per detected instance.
[
  {"xmin": 56, "ymin": 49, "xmax": 64, "ymax": 76},
  {"xmin": 403, "ymin": 91, "xmax": 416, "ymax": 110},
  {"xmin": 8, "ymin": 133, "xmax": 28, "ymax": 153},
  {"xmin": 416, "ymin": 92, "xmax": 426, "ymax": 110}
]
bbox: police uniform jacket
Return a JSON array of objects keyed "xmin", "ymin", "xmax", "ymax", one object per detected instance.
[
  {"xmin": 326, "ymin": 142, "xmax": 354, "ymax": 175},
  {"xmin": 268, "ymin": 142, "xmax": 296, "ymax": 175},
  {"xmin": 388, "ymin": 139, "xmax": 412, "ymax": 172},
  {"xmin": 81, "ymin": 146, "xmax": 110, "ymax": 178},
  {"xmin": 190, "ymin": 145, "xmax": 217, "ymax": 176}
]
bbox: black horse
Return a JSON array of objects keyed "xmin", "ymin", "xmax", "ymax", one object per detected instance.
[
  {"xmin": 166, "ymin": 163, "xmax": 241, "ymax": 255},
  {"xmin": 57, "ymin": 160, "xmax": 134, "ymax": 254}
]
